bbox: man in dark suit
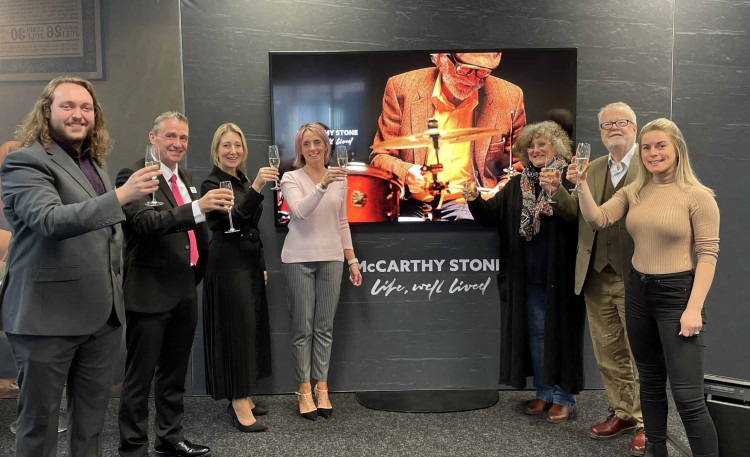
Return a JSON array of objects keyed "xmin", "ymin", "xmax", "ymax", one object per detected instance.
[
  {"xmin": 116, "ymin": 112, "xmax": 232, "ymax": 457},
  {"xmin": 0, "ymin": 76, "xmax": 160, "ymax": 457},
  {"xmin": 370, "ymin": 52, "xmax": 526, "ymax": 219}
]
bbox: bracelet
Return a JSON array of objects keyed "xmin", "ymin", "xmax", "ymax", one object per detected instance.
[
  {"xmin": 347, "ymin": 258, "xmax": 359, "ymax": 266},
  {"xmin": 318, "ymin": 181, "xmax": 328, "ymax": 190}
]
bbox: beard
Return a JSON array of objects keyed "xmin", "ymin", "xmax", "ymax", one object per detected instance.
[
  {"xmin": 442, "ymin": 71, "xmax": 485, "ymax": 102},
  {"xmin": 49, "ymin": 120, "xmax": 92, "ymax": 148},
  {"xmin": 604, "ymin": 135, "xmax": 629, "ymax": 154}
]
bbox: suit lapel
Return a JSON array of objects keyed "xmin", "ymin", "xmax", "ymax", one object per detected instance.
[
  {"xmin": 93, "ymin": 160, "xmax": 112, "ymax": 191},
  {"xmin": 409, "ymin": 70, "xmax": 436, "ymax": 164},
  {"xmin": 591, "ymin": 158, "xmax": 608, "ymax": 205},
  {"xmin": 48, "ymin": 142, "xmax": 97, "ymax": 198},
  {"xmin": 158, "ymin": 172, "xmax": 179, "ymax": 208},
  {"xmin": 473, "ymin": 86, "xmax": 498, "ymax": 176}
]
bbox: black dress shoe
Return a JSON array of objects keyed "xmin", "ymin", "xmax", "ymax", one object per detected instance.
[
  {"xmin": 251, "ymin": 404, "xmax": 269, "ymax": 416},
  {"xmin": 154, "ymin": 439, "xmax": 210, "ymax": 457},
  {"xmin": 227, "ymin": 403, "xmax": 268, "ymax": 432}
]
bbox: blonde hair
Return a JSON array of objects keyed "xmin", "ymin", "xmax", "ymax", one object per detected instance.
[
  {"xmin": 513, "ymin": 121, "xmax": 573, "ymax": 164},
  {"xmin": 628, "ymin": 118, "xmax": 714, "ymax": 204},
  {"xmin": 293, "ymin": 123, "xmax": 330, "ymax": 168},
  {"xmin": 15, "ymin": 76, "xmax": 112, "ymax": 165},
  {"xmin": 210, "ymin": 123, "xmax": 248, "ymax": 173}
]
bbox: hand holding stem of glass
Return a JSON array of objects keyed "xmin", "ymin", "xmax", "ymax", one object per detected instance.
[{"xmin": 268, "ymin": 145, "xmax": 281, "ymax": 190}]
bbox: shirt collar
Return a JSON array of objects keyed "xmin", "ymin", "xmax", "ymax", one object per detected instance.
[
  {"xmin": 56, "ymin": 138, "xmax": 92, "ymax": 162},
  {"xmin": 212, "ymin": 165, "xmax": 247, "ymax": 184},
  {"xmin": 608, "ymin": 142, "xmax": 637, "ymax": 172},
  {"xmin": 161, "ymin": 162, "xmax": 178, "ymax": 182}
]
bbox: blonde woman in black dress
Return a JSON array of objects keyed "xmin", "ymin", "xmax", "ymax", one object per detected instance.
[{"xmin": 202, "ymin": 123, "xmax": 278, "ymax": 432}]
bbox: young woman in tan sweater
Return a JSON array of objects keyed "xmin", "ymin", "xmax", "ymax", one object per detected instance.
[{"xmin": 575, "ymin": 118, "xmax": 720, "ymax": 457}]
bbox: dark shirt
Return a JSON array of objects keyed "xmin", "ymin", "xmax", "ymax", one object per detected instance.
[
  {"xmin": 523, "ymin": 177, "xmax": 550, "ymax": 286},
  {"xmin": 57, "ymin": 139, "xmax": 106, "ymax": 196}
]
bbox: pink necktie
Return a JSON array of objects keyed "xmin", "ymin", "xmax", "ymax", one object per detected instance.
[{"xmin": 169, "ymin": 174, "xmax": 199, "ymax": 266}]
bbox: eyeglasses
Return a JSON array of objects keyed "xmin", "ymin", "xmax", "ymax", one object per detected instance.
[
  {"xmin": 600, "ymin": 119, "xmax": 633, "ymax": 130},
  {"xmin": 445, "ymin": 54, "xmax": 493, "ymax": 79}
]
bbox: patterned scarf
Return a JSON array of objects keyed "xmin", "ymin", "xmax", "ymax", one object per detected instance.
[{"xmin": 519, "ymin": 164, "xmax": 554, "ymax": 241}]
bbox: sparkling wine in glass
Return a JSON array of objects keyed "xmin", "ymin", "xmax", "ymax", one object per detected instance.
[
  {"xmin": 268, "ymin": 145, "xmax": 281, "ymax": 190},
  {"xmin": 464, "ymin": 170, "xmax": 479, "ymax": 207},
  {"xmin": 543, "ymin": 155, "xmax": 557, "ymax": 203},
  {"xmin": 336, "ymin": 145, "xmax": 349, "ymax": 168},
  {"xmin": 144, "ymin": 144, "xmax": 163, "ymax": 207},
  {"xmin": 572, "ymin": 143, "xmax": 591, "ymax": 194},
  {"xmin": 220, "ymin": 181, "xmax": 239, "ymax": 233}
]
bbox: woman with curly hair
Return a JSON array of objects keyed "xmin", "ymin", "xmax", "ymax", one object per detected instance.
[{"xmin": 463, "ymin": 121, "xmax": 585, "ymax": 423}]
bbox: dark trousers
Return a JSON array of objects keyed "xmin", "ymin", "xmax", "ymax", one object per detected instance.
[
  {"xmin": 7, "ymin": 318, "xmax": 122, "ymax": 457},
  {"xmin": 118, "ymin": 297, "xmax": 197, "ymax": 457},
  {"xmin": 626, "ymin": 269, "xmax": 718, "ymax": 457}
]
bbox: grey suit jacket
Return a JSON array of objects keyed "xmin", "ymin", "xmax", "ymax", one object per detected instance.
[
  {"xmin": 552, "ymin": 154, "xmax": 638, "ymax": 295},
  {"xmin": 0, "ymin": 140, "xmax": 125, "ymax": 335}
]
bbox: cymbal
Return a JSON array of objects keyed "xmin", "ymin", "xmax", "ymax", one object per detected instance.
[{"xmin": 370, "ymin": 127, "xmax": 501, "ymax": 150}]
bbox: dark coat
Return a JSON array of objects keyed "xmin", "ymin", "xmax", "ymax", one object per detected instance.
[
  {"xmin": 468, "ymin": 175, "xmax": 586, "ymax": 394},
  {"xmin": 116, "ymin": 158, "xmax": 209, "ymax": 314}
]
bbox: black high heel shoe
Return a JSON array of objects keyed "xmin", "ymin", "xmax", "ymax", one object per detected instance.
[
  {"xmin": 227, "ymin": 403, "xmax": 267, "ymax": 432},
  {"xmin": 251, "ymin": 404, "xmax": 269, "ymax": 416},
  {"xmin": 296, "ymin": 391, "xmax": 318, "ymax": 421},
  {"xmin": 315, "ymin": 386, "xmax": 333, "ymax": 419}
]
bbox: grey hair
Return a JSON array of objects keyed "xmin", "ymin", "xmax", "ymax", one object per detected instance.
[
  {"xmin": 597, "ymin": 102, "xmax": 637, "ymax": 125},
  {"xmin": 152, "ymin": 111, "xmax": 189, "ymax": 134}
]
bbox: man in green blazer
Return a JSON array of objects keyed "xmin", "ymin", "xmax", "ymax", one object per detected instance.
[{"xmin": 551, "ymin": 102, "xmax": 645, "ymax": 455}]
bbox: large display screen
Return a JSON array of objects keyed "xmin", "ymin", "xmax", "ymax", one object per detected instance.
[{"xmin": 270, "ymin": 49, "xmax": 577, "ymax": 225}]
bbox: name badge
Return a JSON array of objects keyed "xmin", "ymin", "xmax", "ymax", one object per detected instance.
[{"xmin": 190, "ymin": 186, "xmax": 197, "ymax": 194}]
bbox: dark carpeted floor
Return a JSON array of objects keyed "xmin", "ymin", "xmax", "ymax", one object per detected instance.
[{"xmin": 0, "ymin": 390, "xmax": 689, "ymax": 456}]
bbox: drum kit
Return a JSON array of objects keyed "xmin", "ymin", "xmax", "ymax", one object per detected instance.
[{"xmin": 277, "ymin": 119, "xmax": 514, "ymax": 223}]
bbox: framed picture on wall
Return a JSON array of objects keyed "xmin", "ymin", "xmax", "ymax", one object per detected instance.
[{"xmin": 0, "ymin": 0, "xmax": 103, "ymax": 81}]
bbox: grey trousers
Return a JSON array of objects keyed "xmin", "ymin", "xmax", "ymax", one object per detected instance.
[
  {"xmin": 282, "ymin": 261, "xmax": 343, "ymax": 383},
  {"xmin": 8, "ymin": 319, "xmax": 122, "ymax": 457}
]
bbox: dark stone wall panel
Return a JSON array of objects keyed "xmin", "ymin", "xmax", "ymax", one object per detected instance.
[
  {"xmin": 673, "ymin": 0, "xmax": 750, "ymax": 380},
  {"xmin": 181, "ymin": 0, "xmax": 678, "ymax": 393}
]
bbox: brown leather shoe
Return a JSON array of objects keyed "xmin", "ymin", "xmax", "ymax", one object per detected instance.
[
  {"xmin": 524, "ymin": 398, "xmax": 552, "ymax": 415},
  {"xmin": 589, "ymin": 411, "xmax": 639, "ymax": 439},
  {"xmin": 630, "ymin": 427, "xmax": 646, "ymax": 456},
  {"xmin": 546, "ymin": 403, "xmax": 574, "ymax": 423}
]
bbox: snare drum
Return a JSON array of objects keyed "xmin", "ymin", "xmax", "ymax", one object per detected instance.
[
  {"xmin": 275, "ymin": 162, "xmax": 402, "ymax": 225},
  {"xmin": 345, "ymin": 162, "xmax": 401, "ymax": 222}
]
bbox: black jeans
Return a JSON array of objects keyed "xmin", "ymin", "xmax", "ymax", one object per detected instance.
[{"xmin": 626, "ymin": 269, "xmax": 718, "ymax": 457}]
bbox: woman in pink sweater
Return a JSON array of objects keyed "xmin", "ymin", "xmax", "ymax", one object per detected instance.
[
  {"xmin": 576, "ymin": 118, "xmax": 720, "ymax": 457},
  {"xmin": 280, "ymin": 123, "xmax": 362, "ymax": 421}
]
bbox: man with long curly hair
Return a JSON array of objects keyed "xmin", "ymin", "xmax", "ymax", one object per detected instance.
[{"xmin": 0, "ymin": 76, "xmax": 160, "ymax": 457}]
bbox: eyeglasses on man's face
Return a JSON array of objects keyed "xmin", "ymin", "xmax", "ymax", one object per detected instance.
[
  {"xmin": 445, "ymin": 54, "xmax": 493, "ymax": 79},
  {"xmin": 600, "ymin": 119, "xmax": 633, "ymax": 130}
]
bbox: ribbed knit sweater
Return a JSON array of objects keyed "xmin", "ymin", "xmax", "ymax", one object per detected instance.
[{"xmin": 587, "ymin": 180, "xmax": 719, "ymax": 274}]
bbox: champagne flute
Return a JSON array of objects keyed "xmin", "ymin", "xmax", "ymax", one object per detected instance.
[
  {"xmin": 336, "ymin": 145, "xmax": 349, "ymax": 168},
  {"xmin": 572, "ymin": 143, "xmax": 591, "ymax": 194},
  {"xmin": 543, "ymin": 155, "xmax": 558, "ymax": 203},
  {"xmin": 464, "ymin": 169, "xmax": 479, "ymax": 207},
  {"xmin": 268, "ymin": 145, "xmax": 281, "ymax": 190},
  {"xmin": 144, "ymin": 144, "xmax": 163, "ymax": 207},
  {"xmin": 220, "ymin": 181, "xmax": 239, "ymax": 233}
]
